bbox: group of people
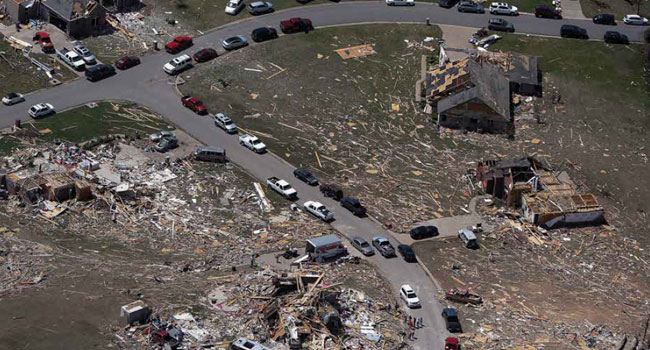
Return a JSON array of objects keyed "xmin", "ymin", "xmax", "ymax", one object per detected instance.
[{"xmin": 406, "ymin": 315, "xmax": 424, "ymax": 341}]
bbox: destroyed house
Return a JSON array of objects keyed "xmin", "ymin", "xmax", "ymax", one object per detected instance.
[
  {"xmin": 6, "ymin": 171, "xmax": 90, "ymax": 203},
  {"xmin": 475, "ymin": 156, "xmax": 550, "ymax": 206},
  {"xmin": 427, "ymin": 58, "xmax": 513, "ymax": 134},
  {"xmin": 1, "ymin": 0, "xmax": 106, "ymax": 37}
]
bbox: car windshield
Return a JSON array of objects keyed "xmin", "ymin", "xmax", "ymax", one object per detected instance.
[
  {"xmin": 224, "ymin": 120, "xmax": 233, "ymax": 125},
  {"xmin": 227, "ymin": 1, "xmax": 237, "ymax": 6},
  {"xmin": 380, "ymin": 241, "xmax": 390, "ymax": 247},
  {"xmin": 251, "ymin": 139, "xmax": 261, "ymax": 145},
  {"xmin": 360, "ymin": 242, "xmax": 369, "ymax": 247},
  {"xmin": 406, "ymin": 292, "xmax": 417, "ymax": 298},
  {"xmin": 194, "ymin": 101, "xmax": 203, "ymax": 106},
  {"xmin": 7, "ymin": 93, "xmax": 17, "ymax": 98}
]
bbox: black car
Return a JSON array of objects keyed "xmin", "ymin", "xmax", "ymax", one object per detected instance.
[
  {"xmin": 593, "ymin": 13, "xmax": 616, "ymax": 25},
  {"xmin": 604, "ymin": 31, "xmax": 629, "ymax": 44},
  {"xmin": 294, "ymin": 168, "xmax": 318, "ymax": 185},
  {"xmin": 397, "ymin": 244, "xmax": 416, "ymax": 262},
  {"xmin": 340, "ymin": 197, "xmax": 367, "ymax": 216},
  {"xmin": 561, "ymin": 24, "xmax": 588, "ymax": 39},
  {"xmin": 534, "ymin": 5, "xmax": 562, "ymax": 19},
  {"xmin": 85, "ymin": 64, "xmax": 116, "ymax": 82},
  {"xmin": 192, "ymin": 48, "xmax": 218, "ymax": 63},
  {"xmin": 442, "ymin": 308, "xmax": 462, "ymax": 333},
  {"xmin": 488, "ymin": 18, "xmax": 514, "ymax": 32},
  {"xmin": 409, "ymin": 226, "xmax": 438, "ymax": 240},
  {"xmin": 438, "ymin": 0, "xmax": 459, "ymax": 8},
  {"xmin": 457, "ymin": 1, "xmax": 484, "ymax": 13},
  {"xmin": 252, "ymin": 27, "xmax": 279, "ymax": 42}
]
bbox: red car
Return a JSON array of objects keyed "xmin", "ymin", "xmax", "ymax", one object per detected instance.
[
  {"xmin": 280, "ymin": 17, "xmax": 313, "ymax": 34},
  {"xmin": 192, "ymin": 48, "xmax": 218, "ymax": 63},
  {"xmin": 33, "ymin": 31, "xmax": 54, "ymax": 52},
  {"xmin": 165, "ymin": 36, "xmax": 193, "ymax": 54},
  {"xmin": 181, "ymin": 96, "xmax": 207, "ymax": 114},
  {"xmin": 115, "ymin": 56, "xmax": 141, "ymax": 70},
  {"xmin": 445, "ymin": 337, "xmax": 460, "ymax": 350}
]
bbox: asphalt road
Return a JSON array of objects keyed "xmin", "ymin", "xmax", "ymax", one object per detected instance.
[{"xmin": 1, "ymin": 2, "xmax": 647, "ymax": 348}]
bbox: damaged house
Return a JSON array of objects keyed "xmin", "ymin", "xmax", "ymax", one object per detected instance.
[
  {"xmin": 476, "ymin": 156, "xmax": 604, "ymax": 228},
  {"xmin": 425, "ymin": 53, "xmax": 542, "ymax": 135}
]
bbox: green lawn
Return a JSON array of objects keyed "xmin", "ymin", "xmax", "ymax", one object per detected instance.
[{"xmin": 580, "ymin": 0, "xmax": 649, "ymax": 18}]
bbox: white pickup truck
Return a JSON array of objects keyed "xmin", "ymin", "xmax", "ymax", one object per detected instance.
[
  {"xmin": 267, "ymin": 177, "xmax": 297, "ymax": 199},
  {"xmin": 239, "ymin": 134, "xmax": 267, "ymax": 153},
  {"xmin": 57, "ymin": 48, "xmax": 85, "ymax": 70}
]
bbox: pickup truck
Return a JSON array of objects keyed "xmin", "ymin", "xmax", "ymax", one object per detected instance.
[
  {"xmin": 57, "ymin": 48, "xmax": 85, "ymax": 70},
  {"xmin": 239, "ymin": 134, "xmax": 267, "ymax": 153},
  {"xmin": 267, "ymin": 177, "xmax": 297, "ymax": 199},
  {"xmin": 304, "ymin": 201, "xmax": 334, "ymax": 222}
]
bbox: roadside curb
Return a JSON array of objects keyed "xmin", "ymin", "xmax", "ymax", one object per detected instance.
[{"xmin": 416, "ymin": 254, "xmax": 443, "ymax": 290}]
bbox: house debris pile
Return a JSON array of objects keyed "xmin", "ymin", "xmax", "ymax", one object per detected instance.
[
  {"xmin": 113, "ymin": 262, "xmax": 408, "ymax": 350},
  {"xmin": 0, "ymin": 139, "xmax": 333, "ymax": 274},
  {"xmin": 0, "ymin": 226, "xmax": 54, "ymax": 296}
]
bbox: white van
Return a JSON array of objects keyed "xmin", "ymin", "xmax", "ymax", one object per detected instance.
[
  {"xmin": 163, "ymin": 54, "xmax": 192, "ymax": 75},
  {"xmin": 458, "ymin": 229, "xmax": 479, "ymax": 249}
]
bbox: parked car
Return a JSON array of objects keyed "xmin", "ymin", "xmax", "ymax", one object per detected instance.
[
  {"xmin": 252, "ymin": 27, "xmax": 278, "ymax": 42},
  {"xmin": 225, "ymin": 0, "xmax": 245, "ymax": 15},
  {"xmin": 457, "ymin": 1, "xmax": 484, "ymax": 13},
  {"xmin": 57, "ymin": 48, "xmax": 85, "ymax": 70},
  {"xmin": 351, "ymin": 237, "xmax": 374, "ymax": 256},
  {"xmin": 458, "ymin": 228, "xmax": 479, "ymax": 249},
  {"xmin": 239, "ymin": 134, "xmax": 267, "ymax": 153},
  {"xmin": 267, "ymin": 177, "xmax": 298, "ymax": 199},
  {"xmin": 487, "ymin": 18, "xmax": 514, "ymax": 32},
  {"xmin": 248, "ymin": 1, "xmax": 274, "ymax": 15},
  {"xmin": 155, "ymin": 136, "xmax": 178, "ymax": 152},
  {"xmin": 400, "ymin": 285, "xmax": 421, "ymax": 308},
  {"xmin": 28, "ymin": 103, "xmax": 55, "ymax": 119},
  {"xmin": 397, "ymin": 244, "xmax": 416, "ymax": 262},
  {"xmin": 213, "ymin": 113, "xmax": 238, "ymax": 133},
  {"xmin": 181, "ymin": 96, "xmax": 207, "ymax": 114},
  {"xmin": 280, "ymin": 17, "xmax": 313, "ymax": 34},
  {"xmin": 340, "ymin": 197, "xmax": 367, "ymax": 216},
  {"xmin": 33, "ymin": 31, "xmax": 54, "ymax": 52},
  {"xmin": 604, "ymin": 31, "xmax": 629, "ymax": 44},
  {"xmin": 165, "ymin": 36, "xmax": 193, "ymax": 54},
  {"xmin": 372, "ymin": 237, "xmax": 396, "ymax": 258},
  {"xmin": 534, "ymin": 5, "xmax": 561, "ymax": 19},
  {"xmin": 73, "ymin": 44, "xmax": 97, "ymax": 65},
  {"xmin": 445, "ymin": 337, "xmax": 460, "ymax": 350},
  {"xmin": 560, "ymin": 24, "xmax": 588, "ymax": 39},
  {"xmin": 163, "ymin": 54, "xmax": 192, "ymax": 75},
  {"xmin": 303, "ymin": 201, "xmax": 334, "ymax": 222},
  {"xmin": 438, "ymin": 0, "xmax": 459, "ymax": 7},
  {"xmin": 320, "ymin": 183, "xmax": 343, "ymax": 201},
  {"xmin": 385, "ymin": 0, "xmax": 414, "ymax": 6},
  {"xmin": 294, "ymin": 168, "xmax": 318, "ymax": 185},
  {"xmin": 2, "ymin": 92, "xmax": 24, "ymax": 106},
  {"xmin": 193, "ymin": 48, "xmax": 218, "ymax": 63},
  {"xmin": 442, "ymin": 308, "xmax": 462, "ymax": 332},
  {"xmin": 623, "ymin": 14, "xmax": 649, "ymax": 25},
  {"xmin": 115, "ymin": 56, "xmax": 140, "ymax": 70},
  {"xmin": 149, "ymin": 130, "xmax": 175, "ymax": 142},
  {"xmin": 409, "ymin": 226, "xmax": 438, "ymax": 240},
  {"xmin": 222, "ymin": 36, "xmax": 249, "ymax": 51},
  {"xmin": 489, "ymin": 2, "xmax": 518, "ymax": 15},
  {"xmin": 194, "ymin": 147, "xmax": 227, "ymax": 163},
  {"xmin": 85, "ymin": 64, "xmax": 116, "ymax": 82},
  {"xmin": 593, "ymin": 13, "xmax": 616, "ymax": 25}
]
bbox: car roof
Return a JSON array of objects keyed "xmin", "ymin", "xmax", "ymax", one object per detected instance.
[
  {"xmin": 401, "ymin": 284, "xmax": 414, "ymax": 291},
  {"xmin": 443, "ymin": 307, "xmax": 457, "ymax": 314},
  {"xmin": 373, "ymin": 236, "xmax": 388, "ymax": 242}
]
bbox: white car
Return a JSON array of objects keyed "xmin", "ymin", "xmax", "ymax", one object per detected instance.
[
  {"xmin": 623, "ymin": 14, "xmax": 649, "ymax": 25},
  {"xmin": 238, "ymin": 133, "xmax": 267, "ymax": 153},
  {"xmin": 2, "ymin": 92, "xmax": 25, "ymax": 106},
  {"xmin": 28, "ymin": 103, "xmax": 55, "ymax": 119},
  {"xmin": 304, "ymin": 201, "xmax": 334, "ymax": 221},
  {"xmin": 73, "ymin": 44, "xmax": 97, "ymax": 65},
  {"xmin": 163, "ymin": 54, "xmax": 192, "ymax": 75},
  {"xmin": 400, "ymin": 285, "xmax": 421, "ymax": 308},
  {"xmin": 214, "ymin": 113, "xmax": 238, "ymax": 133},
  {"xmin": 225, "ymin": 0, "xmax": 245, "ymax": 15},
  {"xmin": 489, "ymin": 2, "xmax": 518, "ymax": 15},
  {"xmin": 385, "ymin": 0, "xmax": 414, "ymax": 5}
]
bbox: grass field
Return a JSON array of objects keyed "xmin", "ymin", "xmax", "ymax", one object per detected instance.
[{"xmin": 580, "ymin": 0, "xmax": 650, "ymax": 18}]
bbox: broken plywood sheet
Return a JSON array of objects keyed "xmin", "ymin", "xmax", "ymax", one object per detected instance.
[{"xmin": 335, "ymin": 44, "xmax": 376, "ymax": 60}]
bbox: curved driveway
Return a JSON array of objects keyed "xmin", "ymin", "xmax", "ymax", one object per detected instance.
[{"xmin": 1, "ymin": 3, "xmax": 647, "ymax": 349}]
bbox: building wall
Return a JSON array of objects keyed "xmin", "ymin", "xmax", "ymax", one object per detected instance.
[{"xmin": 439, "ymin": 101, "xmax": 510, "ymax": 134}]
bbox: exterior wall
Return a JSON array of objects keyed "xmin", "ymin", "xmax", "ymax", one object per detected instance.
[{"xmin": 439, "ymin": 108, "xmax": 509, "ymax": 134}]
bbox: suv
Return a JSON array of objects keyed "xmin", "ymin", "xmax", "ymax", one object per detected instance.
[
  {"xmin": 340, "ymin": 197, "xmax": 367, "ymax": 216},
  {"xmin": 73, "ymin": 44, "xmax": 96, "ymax": 65},
  {"xmin": 488, "ymin": 18, "xmax": 514, "ymax": 32},
  {"xmin": 604, "ymin": 31, "xmax": 629, "ymax": 44},
  {"xmin": 458, "ymin": 229, "xmax": 479, "ymax": 249},
  {"xmin": 252, "ymin": 27, "xmax": 278, "ymax": 42},
  {"xmin": 165, "ymin": 36, "xmax": 193, "ymax": 54},
  {"xmin": 535, "ymin": 5, "xmax": 561, "ymax": 19},
  {"xmin": 410, "ymin": 226, "xmax": 438, "ymax": 240},
  {"xmin": 441, "ymin": 308, "xmax": 462, "ymax": 332},
  {"xmin": 163, "ymin": 54, "xmax": 192, "ymax": 75},
  {"xmin": 400, "ymin": 285, "xmax": 421, "ymax": 308},
  {"xmin": 593, "ymin": 13, "xmax": 616, "ymax": 25},
  {"xmin": 280, "ymin": 18, "xmax": 313, "ymax": 34},
  {"xmin": 489, "ymin": 2, "xmax": 518, "ymax": 15},
  {"xmin": 397, "ymin": 244, "xmax": 416, "ymax": 262},
  {"xmin": 85, "ymin": 64, "xmax": 115, "ymax": 82},
  {"xmin": 457, "ymin": 1, "xmax": 485, "ymax": 13},
  {"xmin": 560, "ymin": 24, "xmax": 588, "ymax": 39},
  {"xmin": 214, "ymin": 113, "xmax": 238, "ymax": 133}
]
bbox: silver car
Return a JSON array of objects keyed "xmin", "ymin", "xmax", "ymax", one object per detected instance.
[
  {"xmin": 222, "ymin": 36, "xmax": 249, "ymax": 51},
  {"xmin": 351, "ymin": 237, "xmax": 374, "ymax": 256},
  {"xmin": 248, "ymin": 1, "xmax": 274, "ymax": 15}
]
